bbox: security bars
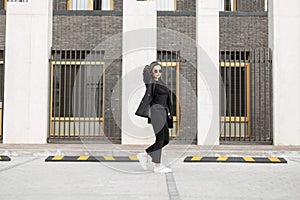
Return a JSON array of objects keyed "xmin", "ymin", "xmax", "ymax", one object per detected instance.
[
  {"xmin": 219, "ymin": 48, "xmax": 273, "ymax": 144},
  {"xmin": 49, "ymin": 49, "xmax": 109, "ymax": 142},
  {"xmin": 0, "ymin": 49, "xmax": 3, "ymax": 140}
]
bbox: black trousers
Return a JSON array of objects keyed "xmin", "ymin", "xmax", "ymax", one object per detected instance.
[{"xmin": 145, "ymin": 107, "xmax": 169, "ymax": 164}]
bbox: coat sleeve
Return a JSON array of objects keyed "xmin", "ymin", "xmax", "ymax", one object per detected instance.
[{"xmin": 135, "ymin": 83, "xmax": 154, "ymax": 119}]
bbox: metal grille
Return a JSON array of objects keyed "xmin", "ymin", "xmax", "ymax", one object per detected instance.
[
  {"xmin": 49, "ymin": 49, "xmax": 118, "ymax": 142},
  {"xmin": 219, "ymin": 48, "xmax": 273, "ymax": 144},
  {"xmin": 157, "ymin": 50, "xmax": 180, "ymax": 139},
  {"xmin": 0, "ymin": 49, "xmax": 4, "ymax": 141},
  {"xmin": 7, "ymin": 0, "xmax": 28, "ymax": 2}
]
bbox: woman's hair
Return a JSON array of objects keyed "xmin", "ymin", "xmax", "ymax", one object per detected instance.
[{"xmin": 149, "ymin": 61, "xmax": 162, "ymax": 74}]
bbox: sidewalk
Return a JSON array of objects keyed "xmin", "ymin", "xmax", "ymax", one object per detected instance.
[
  {"xmin": 1, "ymin": 143, "xmax": 300, "ymax": 200},
  {"xmin": 1, "ymin": 143, "xmax": 300, "ymax": 158}
]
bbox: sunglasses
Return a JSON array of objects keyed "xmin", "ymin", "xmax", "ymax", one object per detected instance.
[{"xmin": 154, "ymin": 69, "xmax": 162, "ymax": 74}]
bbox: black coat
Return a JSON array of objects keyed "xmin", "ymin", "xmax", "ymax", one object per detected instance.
[{"xmin": 135, "ymin": 80, "xmax": 174, "ymax": 128}]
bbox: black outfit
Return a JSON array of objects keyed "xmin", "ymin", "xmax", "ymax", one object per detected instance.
[{"xmin": 135, "ymin": 79, "xmax": 173, "ymax": 163}]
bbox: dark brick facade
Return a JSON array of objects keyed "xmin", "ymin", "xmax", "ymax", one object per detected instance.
[
  {"xmin": 0, "ymin": 0, "xmax": 4, "ymax": 10},
  {"xmin": 53, "ymin": 15, "xmax": 122, "ymax": 49},
  {"xmin": 0, "ymin": 0, "xmax": 270, "ymax": 143},
  {"xmin": 53, "ymin": 14, "xmax": 123, "ymax": 139},
  {"xmin": 104, "ymin": 58, "xmax": 122, "ymax": 141},
  {"xmin": 53, "ymin": 0, "xmax": 67, "ymax": 10},
  {"xmin": 219, "ymin": 13, "xmax": 271, "ymax": 142},
  {"xmin": 158, "ymin": 15, "xmax": 197, "ymax": 141},
  {"xmin": 113, "ymin": 0, "xmax": 122, "ymax": 11},
  {"xmin": 238, "ymin": 0, "xmax": 266, "ymax": 12},
  {"xmin": 250, "ymin": 51, "xmax": 272, "ymax": 141},
  {"xmin": 176, "ymin": 0, "xmax": 196, "ymax": 11},
  {"xmin": 219, "ymin": 15, "xmax": 268, "ymax": 49},
  {"xmin": 0, "ymin": 14, "xmax": 5, "ymax": 49}
]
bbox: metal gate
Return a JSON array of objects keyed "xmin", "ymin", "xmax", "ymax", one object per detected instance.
[
  {"xmin": 0, "ymin": 49, "xmax": 4, "ymax": 141},
  {"xmin": 49, "ymin": 49, "xmax": 111, "ymax": 142},
  {"xmin": 219, "ymin": 48, "xmax": 273, "ymax": 144},
  {"xmin": 49, "ymin": 49, "xmax": 182, "ymax": 142},
  {"xmin": 157, "ymin": 50, "xmax": 181, "ymax": 139}
]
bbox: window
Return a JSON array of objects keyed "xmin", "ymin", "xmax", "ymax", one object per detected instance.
[
  {"xmin": 52, "ymin": 64, "xmax": 104, "ymax": 118},
  {"xmin": 67, "ymin": 0, "xmax": 113, "ymax": 11},
  {"xmin": 50, "ymin": 50, "xmax": 105, "ymax": 137},
  {"xmin": 146, "ymin": 0, "xmax": 176, "ymax": 11},
  {"xmin": 219, "ymin": 51, "xmax": 251, "ymax": 138},
  {"xmin": 157, "ymin": 50, "xmax": 180, "ymax": 137},
  {"xmin": 156, "ymin": 0, "xmax": 176, "ymax": 11},
  {"xmin": 220, "ymin": 0, "xmax": 237, "ymax": 12},
  {"xmin": 2, "ymin": 0, "xmax": 29, "ymax": 10}
]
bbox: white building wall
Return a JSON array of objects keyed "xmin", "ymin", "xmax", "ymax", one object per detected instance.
[
  {"xmin": 196, "ymin": 0, "xmax": 220, "ymax": 145},
  {"xmin": 122, "ymin": 0, "xmax": 157, "ymax": 144},
  {"xmin": 269, "ymin": 0, "xmax": 300, "ymax": 145},
  {"xmin": 3, "ymin": 0, "xmax": 52, "ymax": 144}
]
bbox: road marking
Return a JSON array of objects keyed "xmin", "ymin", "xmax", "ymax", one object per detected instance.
[
  {"xmin": 243, "ymin": 157, "xmax": 255, "ymax": 162},
  {"xmin": 77, "ymin": 156, "xmax": 90, "ymax": 161}
]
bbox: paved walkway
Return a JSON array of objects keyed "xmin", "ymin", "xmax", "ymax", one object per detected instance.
[
  {"xmin": 1, "ymin": 144, "xmax": 300, "ymax": 157},
  {"xmin": 0, "ymin": 144, "xmax": 300, "ymax": 199}
]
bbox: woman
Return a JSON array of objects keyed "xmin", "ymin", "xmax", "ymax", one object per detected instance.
[{"xmin": 135, "ymin": 61, "xmax": 173, "ymax": 173}]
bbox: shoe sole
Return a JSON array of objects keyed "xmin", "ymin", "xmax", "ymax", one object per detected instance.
[{"xmin": 136, "ymin": 153, "xmax": 148, "ymax": 170}]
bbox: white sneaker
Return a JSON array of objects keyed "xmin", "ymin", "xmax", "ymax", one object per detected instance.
[
  {"xmin": 153, "ymin": 164, "xmax": 172, "ymax": 173},
  {"xmin": 137, "ymin": 153, "xmax": 149, "ymax": 170}
]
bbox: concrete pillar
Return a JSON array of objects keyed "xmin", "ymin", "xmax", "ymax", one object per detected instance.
[
  {"xmin": 269, "ymin": 0, "xmax": 300, "ymax": 145},
  {"xmin": 3, "ymin": 0, "xmax": 52, "ymax": 144},
  {"xmin": 196, "ymin": 0, "xmax": 220, "ymax": 145},
  {"xmin": 122, "ymin": 0, "xmax": 157, "ymax": 144}
]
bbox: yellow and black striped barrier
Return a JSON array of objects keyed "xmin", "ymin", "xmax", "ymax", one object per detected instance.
[
  {"xmin": 184, "ymin": 156, "xmax": 287, "ymax": 163},
  {"xmin": 45, "ymin": 156, "xmax": 139, "ymax": 162},
  {"xmin": 0, "ymin": 156, "xmax": 11, "ymax": 161}
]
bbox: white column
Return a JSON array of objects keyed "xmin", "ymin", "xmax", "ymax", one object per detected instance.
[
  {"xmin": 122, "ymin": 0, "xmax": 157, "ymax": 144},
  {"xmin": 196, "ymin": 0, "xmax": 220, "ymax": 145},
  {"xmin": 3, "ymin": 0, "xmax": 53, "ymax": 144},
  {"xmin": 269, "ymin": 0, "xmax": 300, "ymax": 145}
]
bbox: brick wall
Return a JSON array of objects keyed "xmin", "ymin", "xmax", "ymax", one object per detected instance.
[
  {"xmin": 113, "ymin": 0, "xmax": 122, "ymax": 11},
  {"xmin": 219, "ymin": 14, "xmax": 270, "ymax": 142},
  {"xmin": 250, "ymin": 52, "xmax": 272, "ymax": 140},
  {"xmin": 220, "ymin": 15, "xmax": 268, "ymax": 49},
  {"xmin": 53, "ymin": 0, "xmax": 67, "ymax": 10},
  {"xmin": 53, "ymin": 15, "xmax": 122, "ymax": 49},
  {"xmin": 176, "ymin": 0, "xmax": 196, "ymax": 11},
  {"xmin": 0, "ymin": 0, "xmax": 4, "ymax": 10},
  {"xmin": 53, "ymin": 14, "xmax": 123, "ymax": 139},
  {"xmin": 238, "ymin": 0, "xmax": 265, "ymax": 12},
  {"xmin": 158, "ymin": 15, "xmax": 197, "ymax": 142},
  {"xmin": 0, "ymin": 14, "xmax": 5, "ymax": 49}
]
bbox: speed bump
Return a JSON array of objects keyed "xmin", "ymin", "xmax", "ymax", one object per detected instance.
[
  {"xmin": 0, "ymin": 156, "xmax": 11, "ymax": 161},
  {"xmin": 45, "ymin": 156, "xmax": 139, "ymax": 162},
  {"xmin": 184, "ymin": 156, "xmax": 287, "ymax": 163}
]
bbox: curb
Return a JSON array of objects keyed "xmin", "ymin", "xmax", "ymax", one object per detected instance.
[
  {"xmin": 0, "ymin": 155, "xmax": 11, "ymax": 161},
  {"xmin": 184, "ymin": 156, "xmax": 288, "ymax": 163},
  {"xmin": 45, "ymin": 156, "xmax": 139, "ymax": 162}
]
